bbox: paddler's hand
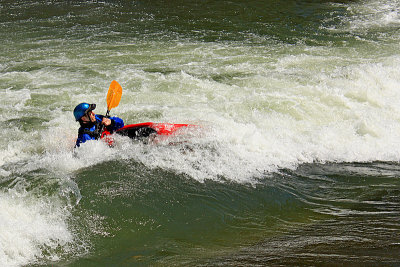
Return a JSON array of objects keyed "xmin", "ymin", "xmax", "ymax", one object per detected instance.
[{"xmin": 102, "ymin": 117, "xmax": 112, "ymax": 126}]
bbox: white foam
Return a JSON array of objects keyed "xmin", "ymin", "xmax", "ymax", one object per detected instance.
[
  {"xmin": 328, "ymin": 0, "xmax": 400, "ymax": 32},
  {"xmin": 0, "ymin": 89, "xmax": 31, "ymax": 123},
  {"xmin": 2, "ymin": 54, "xmax": 400, "ymax": 184},
  {"xmin": 0, "ymin": 189, "xmax": 74, "ymax": 266},
  {"xmin": 124, "ymin": 53, "xmax": 400, "ymax": 181},
  {"xmin": 21, "ymin": 51, "xmax": 397, "ymax": 184}
]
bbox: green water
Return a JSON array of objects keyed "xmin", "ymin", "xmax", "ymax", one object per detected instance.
[{"xmin": 1, "ymin": 0, "xmax": 400, "ymax": 266}]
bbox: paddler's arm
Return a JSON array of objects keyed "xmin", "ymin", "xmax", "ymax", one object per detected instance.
[{"xmin": 103, "ymin": 116, "xmax": 124, "ymax": 132}]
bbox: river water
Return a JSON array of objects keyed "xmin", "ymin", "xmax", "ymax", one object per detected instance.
[{"xmin": 1, "ymin": 0, "xmax": 400, "ymax": 266}]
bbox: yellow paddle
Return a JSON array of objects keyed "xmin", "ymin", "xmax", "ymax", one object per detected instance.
[
  {"xmin": 106, "ymin": 80, "xmax": 122, "ymax": 116},
  {"xmin": 98, "ymin": 80, "xmax": 122, "ymax": 138}
]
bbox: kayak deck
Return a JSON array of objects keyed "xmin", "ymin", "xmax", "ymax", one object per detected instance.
[{"xmin": 102, "ymin": 122, "xmax": 196, "ymax": 141}]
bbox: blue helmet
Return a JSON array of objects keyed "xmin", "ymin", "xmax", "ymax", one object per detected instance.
[{"xmin": 73, "ymin": 103, "xmax": 96, "ymax": 121}]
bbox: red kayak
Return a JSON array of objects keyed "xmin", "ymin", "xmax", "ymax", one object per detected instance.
[{"xmin": 101, "ymin": 122, "xmax": 196, "ymax": 143}]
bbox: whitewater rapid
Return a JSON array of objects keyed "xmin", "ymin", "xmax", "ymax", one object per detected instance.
[{"xmin": 1, "ymin": 0, "xmax": 400, "ymax": 265}]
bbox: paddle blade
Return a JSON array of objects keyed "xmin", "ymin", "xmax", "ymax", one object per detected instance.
[{"xmin": 107, "ymin": 80, "xmax": 122, "ymax": 111}]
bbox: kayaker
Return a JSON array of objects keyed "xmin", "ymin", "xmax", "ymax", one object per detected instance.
[{"xmin": 73, "ymin": 103, "xmax": 124, "ymax": 147}]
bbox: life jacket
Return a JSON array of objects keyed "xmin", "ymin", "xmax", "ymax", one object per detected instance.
[{"xmin": 78, "ymin": 120, "xmax": 102, "ymax": 140}]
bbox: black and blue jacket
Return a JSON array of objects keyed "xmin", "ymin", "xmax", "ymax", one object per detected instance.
[{"xmin": 75, "ymin": 114, "xmax": 124, "ymax": 147}]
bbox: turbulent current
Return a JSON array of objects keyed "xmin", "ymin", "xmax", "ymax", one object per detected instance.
[{"xmin": 1, "ymin": 0, "xmax": 400, "ymax": 266}]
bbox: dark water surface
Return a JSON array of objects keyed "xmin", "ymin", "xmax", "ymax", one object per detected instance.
[{"xmin": 66, "ymin": 161, "xmax": 400, "ymax": 266}]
